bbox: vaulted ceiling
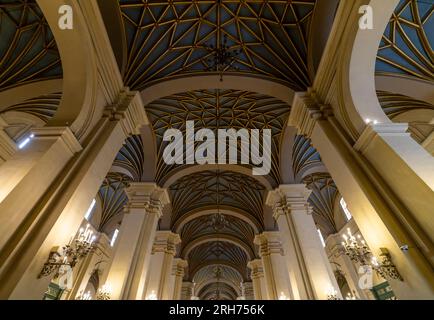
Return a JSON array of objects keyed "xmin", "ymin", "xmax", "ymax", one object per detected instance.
[
  {"xmin": 118, "ymin": 0, "xmax": 317, "ymax": 90},
  {"xmin": 0, "ymin": 0, "xmax": 62, "ymax": 92},
  {"xmin": 3, "ymin": 0, "xmax": 431, "ymax": 300},
  {"xmin": 146, "ymin": 89, "xmax": 290, "ymax": 186},
  {"xmin": 376, "ymin": 0, "xmax": 433, "ymax": 82}
]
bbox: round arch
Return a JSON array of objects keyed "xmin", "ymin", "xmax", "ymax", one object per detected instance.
[
  {"xmin": 37, "ymin": 0, "xmax": 98, "ymax": 138},
  {"xmin": 141, "ymin": 75, "xmax": 295, "ymax": 107},
  {"xmin": 162, "ymin": 164, "xmax": 274, "ymax": 191},
  {"xmin": 341, "ymin": 0, "xmax": 400, "ymax": 135}
]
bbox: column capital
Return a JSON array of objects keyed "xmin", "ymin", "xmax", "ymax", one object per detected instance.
[
  {"xmin": 247, "ymin": 259, "xmax": 264, "ymax": 279},
  {"xmin": 288, "ymin": 91, "xmax": 333, "ymax": 138},
  {"xmin": 254, "ymin": 232, "xmax": 284, "ymax": 257},
  {"xmin": 104, "ymin": 89, "xmax": 149, "ymax": 136},
  {"xmin": 31, "ymin": 126, "xmax": 82, "ymax": 154},
  {"xmin": 152, "ymin": 231, "xmax": 181, "ymax": 255},
  {"xmin": 266, "ymin": 184, "xmax": 312, "ymax": 220},
  {"xmin": 354, "ymin": 123, "xmax": 409, "ymax": 153},
  {"xmin": 125, "ymin": 182, "xmax": 170, "ymax": 217},
  {"xmin": 173, "ymin": 258, "xmax": 188, "ymax": 277}
]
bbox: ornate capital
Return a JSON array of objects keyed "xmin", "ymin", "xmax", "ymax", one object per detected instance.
[
  {"xmin": 152, "ymin": 231, "xmax": 181, "ymax": 255},
  {"xmin": 266, "ymin": 184, "xmax": 312, "ymax": 220},
  {"xmin": 254, "ymin": 232, "xmax": 283, "ymax": 257},
  {"xmin": 104, "ymin": 89, "xmax": 149, "ymax": 136},
  {"xmin": 125, "ymin": 182, "xmax": 170, "ymax": 217},
  {"xmin": 288, "ymin": 91, "xmax": 335, "ymax": 138},
  {"xmin": 247, "ymin": 259, "xmax": 264, "ymax": 279},
  {"xmin": 173, "ymin": 258, "xmax": 188, "ymax": 277}
]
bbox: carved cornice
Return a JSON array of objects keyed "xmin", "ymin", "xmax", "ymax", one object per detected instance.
[
  {"xmin": 152, "ymin": 231, "xmax": 181, "ymax": 256},
  {"xmin": 104, "ymin": 89, "xmax": 148, "ymax": 136},
  {"xmin": 289, "ymin": 91, "xmax": 334, "ymax": 138},
  {"xmin": 266, "ymin": 184, "xmax": 313, "ymax": 221},
  {"xmin": 124, "ymin": 182, "xmax": 170, "ymax": 217},
  {"xmin": 354, "ymin": 123, "xmax": 410, "ymax": 154},
  {"xmin": 247, "ymin": 259, "xmax": 264, "ymax": 280},
  {"xmin": 253, "ymin": 232, "xmax": 284, "ymax": 257},
  {"xmin": 31, "ymin": 126, "xmax": 82, "ymax": 154}
]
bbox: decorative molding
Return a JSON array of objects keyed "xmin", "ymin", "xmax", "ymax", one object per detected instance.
[
  {"xmin": 354, "ymin": 123, "xmax": 410, "ymax": 153},
  {"xmin": 152, "ymin": 231, "xmax": 181, "ymax": 255},
  {"xmin": 125, "ymin": 182, "xmax": 170, "ymax": 217},
  {"xmin": 104, "ymin": 89, "xmax": 148, "ymax": 136},
  {"xmin": 266, "ymin": 184, "xmax": 313, "ymax": 221},
  {"xmin": 254, "ymin": 232, "xmax": 284, "ymax": 257},
  {"xmin": 31, "ymin": 126, "xmax": 82, "ymax": 154}
]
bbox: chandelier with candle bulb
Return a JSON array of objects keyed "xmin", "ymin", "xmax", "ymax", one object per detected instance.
[
  {"xmin": 341, "ymin": 228, "xmax": 402, "ymax": 281},
  {"xmin": 96, "ymin": 284, "xmax": 112, "ymax": 300},
  {"xmin": 76, "ymin": 290, "xmax": 92, "ymax": 300},
  {"xmin": 38, "ymin": 224, "xmax": 96, "ymax": 278}
]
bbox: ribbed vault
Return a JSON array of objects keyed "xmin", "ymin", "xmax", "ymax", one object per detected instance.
[
  {"xmin": 186, "ymin": 241, "xmax": 250, "ymax": 282},
  {"xmin": 168, "ymin": 170, "xmax": 266, "ymax": 229},
  {"xmin": 378, "ymin": 91, "xmax": 434, "ymax": 146},
  {"xmin": 118, "ymin": 0, "xmax": 317, "ymax": 90},
  {"xmin": 146, "ymin": 89, "xmax": 290, "ymax": 185},
  {"xmin": 0, "ymin": 0, "xmax": 62, "ymax": 92},
  {"xmin": 376, "ymin": 0, "xmax": 433, "ymax": 82},
  {"xmin": 194, "ymin": 264, "xmax": 243, "ymax": 300}
]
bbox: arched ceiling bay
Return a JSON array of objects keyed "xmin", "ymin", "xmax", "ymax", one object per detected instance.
[
  {"xmin": 194, "ymin": 264, "xmax": 243, "ymax": 300},
  {"xmin": 179, "ymin": 213, "xmax": 256, "ymax": 259},
  {"xmin": 0, "ymin": 0, "xmax": 62, "ymax": 92},
  {"xmin": 168, "ymin": 170, "xmax": 266, "ymax": 229},
  {"xmin": 146, "ymin": 89, "xmax": 290, "ymax": 186},
  {"xmin": 186, "ymin": 241, "xmax": 250, "ymax": 282},
  {"xmin": 118, "ymin": 0, "xmax": 317, "ymax": 90},
  {"xmin": 376, "ymin": 0, "xmax": 433, "ymax": 82}
]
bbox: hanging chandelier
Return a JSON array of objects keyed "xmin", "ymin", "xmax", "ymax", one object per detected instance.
[{"xmin": 203, "ymin": 34, "xmax": 241, "ymax": 82}]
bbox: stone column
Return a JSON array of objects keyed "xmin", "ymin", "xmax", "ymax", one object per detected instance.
[
  {"xmin": 289, "ymin": 92, "xmax": 434, "ymax": 299},
  {"xmin": 0, "ymin": 127, "xmax": 82, "ymax": 248},
  {"xmin": 267, "ymin": 184, "xmax": 342, "ymax": 300},
  {"xmin": 254, "ymin": 232, "xmax": 293, "ymax": 300},
  {"xmin": 144, "ymin": 231, "xmax": 181, "ymax": 300},
  {"xmin": 247, "ymin": 259, "xmax": 267, "ymax": 300},
  {"xmin": 105, "ymin": 183, "xmax": 169, "ymax": 300},
  {"xmin": 172, "ymin": 259, "xmax": 188, "ymax": 300},
  {"xmin": 0, "ymin": 90, "xmax": 147, "ymax": 299}
]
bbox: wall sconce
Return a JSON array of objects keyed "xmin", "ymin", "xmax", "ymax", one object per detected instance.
[
  {"xmin": 371, "ymin": 248, "xmax": 403, "ymax": 281},
  {"xmin": 96, "ymin": 284, "xmax": 112, "ymax": 300},
  {"xmin": 341, "ymin": 228, "xmax": 402, "ymax": 281},
  {"xmin": 38, "ymin": 225, "xmax": 96, "ymax": 278}
]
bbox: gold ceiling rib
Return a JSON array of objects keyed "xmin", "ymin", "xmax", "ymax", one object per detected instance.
[
  {"xmin": 146, "ymin": 89, "xmax": 290, "ymax": 186},
  {"xmin": 0, "ymin": 0, "xmax": 62, "ymax": 92},
  {"xmin": 377, "ymin": 0, "xmax": 433, "ymax": 82},
  {"xmin": 119, "ymin": 0, "xmax": 316, "ymax": 90},
  {"xmin": 303, "ymin": 172, "xmax": 339, "ymax": 238}
]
